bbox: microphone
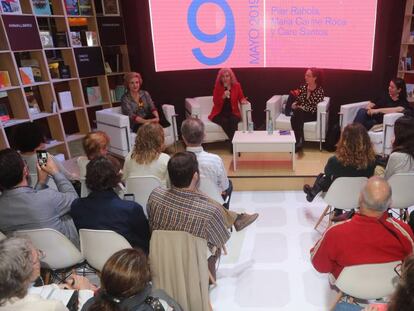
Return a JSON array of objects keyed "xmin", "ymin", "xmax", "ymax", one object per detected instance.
[{"xmin": 225, "ymin": 86, "xmax": 230, "ymax": 98}]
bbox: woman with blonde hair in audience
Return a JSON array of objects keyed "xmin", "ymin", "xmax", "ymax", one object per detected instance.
[
  {"xmin": 82, "ymin": 248, "xmax": 182, "ymax": 311},
  {"xmin": 122, "ymin": 123, "xmax": 170, "ymax": 187},
  {"xmin": 77, "ymin": 131, "xmax": 120, "ymax": 179},
  {"xmin": 121, "ymin": 72, "xmax": 160, "ymax": 132},
  {"xmin": 303, "ymin": 123, "xmax": 376, "ymax": 219}
]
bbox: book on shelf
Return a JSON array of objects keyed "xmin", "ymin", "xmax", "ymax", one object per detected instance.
[
  {"xmin": 31, "ymin": 0, "xmax": 51, "ymax": 15},
  {"xmin": 104, "ymin": 62, "xmax": 112, "ymax": 73},
  {"xmin": 86, "ymin": 86, "xmax": 102, "ymax": 105},
  {"xmin": 25, "ymin": 90, "xmax": 41, "ymax": 115},
  {"xmin": 59, "ymin": 64, "xmax": 71, "ymax": 79},
  {"xmin": 109, "ymin": 89, "xmax": 116, "ymax": 102},
  {"xmin": 54, "ymin": 32, "xmax": 69, "ymax": 47},
  {"xmin": 79, "ymin": 0, "xmax": 92, "ymax": 15},
  {"xmin": 81, "ymin": 31, "xmax": 98, "ymax": 47},
  {"xmin": 102, "ymin": 0, "xmax": 119, "ymax": 15},
  {"xmin": 57, "ymin": 91, "xmax": 74, "ymax": 110},
  {"xmin": 407, "ymin": 83, "xmax": 414, "ymax": 99},
  {"xmin": 0, "ymin": 71, "xmax": 11, "ymax": 88},
  {"xmin": 20, "ymin": 59, "xmax": 42, "ymax": 82},
  {"xmin": 65, "ymin": 0, "xmax": 79, "ymax": 15},
  {"xmin": 48, "ymin": 62, "xmax": 60, "ymax": 79},
  {"xmin": 114, "ymin": 85, "xmax": 125, "ymax": 101},
  {"xmin": 39, "ymin": 31, "xmax": 54, "ymax": 48},
  {"xmin": 70, "ymin": 31, "xmax": 82, "ymax": 47},
  {"xmin": 19, "ymin": 67, "xmax": 35, "ymax": 85},
  {"xmin": 406, "ymin": 57, "xmax": 412, "ymax": 71},
  {"xmin": 410, "ymin": 31, "xmax": 414, "ymax": 43},
  {"xmin": 50, "ymin": 100, "xmax": 58, "ymax": 113},
  {"xmin": 0, "ymin": 0, "xmax": 22, "ymax": 14},
  {"xmin": 0, "ymin": 103, "xmax": 10, "ymax": 122}
]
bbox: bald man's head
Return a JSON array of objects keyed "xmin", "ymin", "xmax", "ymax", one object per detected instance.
[{"xmin": 359, "ymin": 176, "xmax": 392, "ymax": 213}]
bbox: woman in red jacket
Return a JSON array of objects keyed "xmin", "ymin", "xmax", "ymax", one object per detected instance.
[{"xmin": 209, "ymin": 68, "xmax": 249, "ymax": 142}]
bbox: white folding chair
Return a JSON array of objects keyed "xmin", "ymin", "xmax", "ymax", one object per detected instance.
[
  {"xmin": 15, "ymin": 228, "xmax": 84, "ymax": 282},
  {"xmin": 198, "ymin": 176, "xmax": 225, "ymax": 205},
  {"xmin": 125, "ymin": 175, "xmax": 162, "ymax": 216},
  {"xmin": 0, "ymin": 231, "xmax": 6, "ymax": 241},
  {"xmin": 80, "ymin": 177, "xmax": 89, "ymax": 198},
  {"xmin": 332, "ymin": 261, "xmax": 400, "ymax": 309},
  {"xmin": 79, "ymin": 229, "xmax": 132, "ymax": 272},
  {"xmin": 314, "ymin": 177, "xmax": 368, "ymax": 230},
  {"xmin": 388, "ymin": 173, "xmax": 414, "ymax": 221}
]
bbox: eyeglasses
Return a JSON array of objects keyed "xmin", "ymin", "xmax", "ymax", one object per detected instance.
[{"xmin": 394, "ymin": 263, "xmax": 402, "ymax": 277}]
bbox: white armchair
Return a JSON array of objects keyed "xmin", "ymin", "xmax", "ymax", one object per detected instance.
[
  {"xmin": 339, "ymin": 101, "xmax": 403, "ymax": 155},
  {"xmin": 266, "ymin": 95, "xmax": 330, "ymax": 150},
  {"xmin": 185, "ymin": 96, "xmax": 251, "ymax": 143},
  {"xmin": 96, "ymin": 105, "xmax": 178, "ymax": 158}
]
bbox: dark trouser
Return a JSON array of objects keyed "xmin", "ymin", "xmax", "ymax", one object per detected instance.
[
  {"xmin": 290, "ymin": 109, "xmax": 316, "ymax": 144},
  {"xmin": 221, "ymin": 179, "xmax": 233, "ymax": 210},
  {"xmin": 353, "ymin": 108, "xmax": 381, "ymax": 130},
  {"xmin": 212, "ymin": 113, "xmax": 240, "ymax": 141}
]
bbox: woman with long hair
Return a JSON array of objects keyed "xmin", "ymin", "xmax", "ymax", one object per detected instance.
[
  {"xmin": 384, "ymin": 115, "xmax": 414, "ymax": 179},
  {"xmin": 290, "ymin": 68, "xmax": 325, "ymax": 152},
  {"xmin": 354, "ymin": 78, "xmax": 409, "ymax": 131},
  {"xmin": 82, "ymin": 248, "xmax": 182, "ymax": 311},
  {"xmin": 121, "ymin": 72, "xmax": 160, "ymax": 132},
  {"xmin": 209, "ymin": 68, "xmax": 249, "ymax": 143},
  {"xmin": 122, "ymin": 123, "xmax": 170, "ymax": 187},
  {"xmin": 303, "ymin": 123, "xmax": 376, "ymax": 203}
]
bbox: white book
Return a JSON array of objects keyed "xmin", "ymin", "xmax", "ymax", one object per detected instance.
[{"xmin": 58, "ymin": 91, "xmax": 74, "ymax": 111}]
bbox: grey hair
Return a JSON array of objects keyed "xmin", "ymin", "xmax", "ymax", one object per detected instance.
[
  {"xmin": 181, "ymin": 117, "xmax": 205, "ymax": 145},
  {"xmin": 0, "ymin": 237, "xmax": 34, "ymax": 306},
  {"xmin": 360, "ymin": 184, "xmax": 392, "ymax": 212}
]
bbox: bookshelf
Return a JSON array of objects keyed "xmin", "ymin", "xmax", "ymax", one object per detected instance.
[
  {"xmin": 0, "ymin": 0, "xmax": 130, "ymax": 158},
  {"xmin": 398, "ymin": 0, "xmax": 414, "ymax": 102}
]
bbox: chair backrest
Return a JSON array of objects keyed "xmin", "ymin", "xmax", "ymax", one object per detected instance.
[
  {"xmin": 80, "ymin": 177, "xmax": 89, "ymax": 198},
  {"xmin": 198, "ymin": 176, "xmax": 224, "ymax": 205},
  {"xmin": 15, "ymin": 228, "xmax": 84, "ymax": 270},
  {"xmin": 388, "ymin": 173, "xmax": 414, "ymax": 209},
  {"xmin": 335, "ymin": 261, "xmax": 400, "ymax": 300},
  {"xmin": 149, "ymin": 230, "xmax": 210, "ymax": 311},
  {"xmin": 125, "ymin": 175, "xmax": 162, "ymax": 216},
  {"xmin": 323, "ymin": 177, "xmax": 367, "ymax": 210},
  {"xmin": 194, "ymin": 96, "xmax": 214, "ymax": 116},
  {"xmin": 316, "ymin": 97, "xmax": 330, "ymax": 139},
  {"xmin": 79, "ymin": 229, "xmax": 132, "ymax": 271}
]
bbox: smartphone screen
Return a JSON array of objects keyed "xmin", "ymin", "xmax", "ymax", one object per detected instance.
[
  {"xmin": 124, "ymin": 194, "xmax": 135, "ymax": 201},
  {"xmin": 36, "ymin": 150, "xmax": 48, "ymax": 166}
]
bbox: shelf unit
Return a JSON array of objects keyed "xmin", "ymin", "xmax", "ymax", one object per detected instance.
[
  {"xmin": 0, "ymin": 0, "xmax": 130, "ymax": 158},
  {"xmin": 398, "ymin": 0, "xmax": 414, "ymax": 102}
]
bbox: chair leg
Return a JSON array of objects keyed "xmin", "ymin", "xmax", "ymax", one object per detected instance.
[
  {"xmin": 314, "ymin": 205, "xmax": 331, "ymax": 230},
  {"xmin": 208, "ymin": 270, "xmax": 217, "ymax": 286}
]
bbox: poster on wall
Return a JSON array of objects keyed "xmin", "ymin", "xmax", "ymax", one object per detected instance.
[
  {"xmin": 149, "ymin": 0, "xmax": 378, "ymax": 72},
  {"xmin": 3, "ymin": 15, "xmax": 42, "ymax": 51},
  {"xmin": 73, "ymin": 47, "xmax": 105, "ymax": 77},
  {"xmin": 102, "ymin": 0, "xmax": 119, "ymax": 16}
]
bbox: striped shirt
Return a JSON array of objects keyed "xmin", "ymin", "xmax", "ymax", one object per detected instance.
[
  {"xmin": 186, "ymin": 146, "xmax": 229, "ymax": 192},
  {"xmin": 147, "ymin": 187, "xmax": 230, "ymax": 249}
]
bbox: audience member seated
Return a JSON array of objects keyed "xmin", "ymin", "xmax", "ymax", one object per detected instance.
[
  {"xmin": 122, "ymin": 123, "xmax": 170, "ymax": 187},
  {"xmin": 384, "ymin": 116, "xmax": 414, "ymax": 180},
  {"xmin": 148, "ymin": 152, "xmax": 258, "ymax": 235},
  {"xmin": 354, "ymin": 78, "xmax": 409, "ymax": 131},
  {"xmin": 121, "ymin": 72, "xmax": 160, "ymax": 132},
  {"xmin": 210, "ymin": 68, "xmax": 249, "ymax": 144},
  {"xmin": 0, "ymin": 149, "xmax": 79, "ymax": 247},
  {"xmin": 334, "ymin": 254, "xmax": 414, "ymax": 311},
  {"xmin": 181, "ymin": 117, "xmax": 234, "ymax": 209},
  {"xmin": 13, "ymin": 122, "xmax": 75, "ymax": 182},
  {"xmin": 81, "ymin": 248, "xmax": 182, "ymax": 311},
  {"xmin": 77, "ymin": 131, "xmax": 119, "ymax": 179},
  {"xmin": 303, "ymin": 123, "xmax": 376, "ymax": 208},
  {"xmin": 310, "ymin": 176, "xmax": 414, "ymax": 280},
  {"xmin": 71, "ymin": 157, "xmax": 150, "ymax": 253},
  {"xmin": 0, "ymin": 236, "xmax": 95, "ymax": 311},
  {"xmin": 289, "ymin": 68, "xmax": 325, "ymax": 152}
]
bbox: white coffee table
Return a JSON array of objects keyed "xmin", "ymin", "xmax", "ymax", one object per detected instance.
[{"xmin": 232, "ymin": 130, "xmax": 296, "ymax": 171}]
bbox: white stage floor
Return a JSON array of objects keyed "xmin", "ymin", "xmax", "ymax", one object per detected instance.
[{"xmin": 210, "ymin": 191, "xmax": 338, "ymax": 311}]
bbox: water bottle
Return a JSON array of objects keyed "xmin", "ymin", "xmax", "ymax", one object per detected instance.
[
  {"xmin": 267, "ymin": 116, "xmax": 273, "ymax": 135},
  {"xmin": 248, "ymin": 121, "xmax": 254, "ymax": 133}
]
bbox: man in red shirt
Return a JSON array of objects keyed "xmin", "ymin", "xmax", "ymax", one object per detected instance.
[{"xmin": 310, "ymin": 176, "xmax": 414, "ymax": 279}]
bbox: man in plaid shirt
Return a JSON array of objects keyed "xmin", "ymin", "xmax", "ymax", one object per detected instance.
[{"xmin": 147, "ymin": 152, "xmax": 256, "ymax": 251}]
